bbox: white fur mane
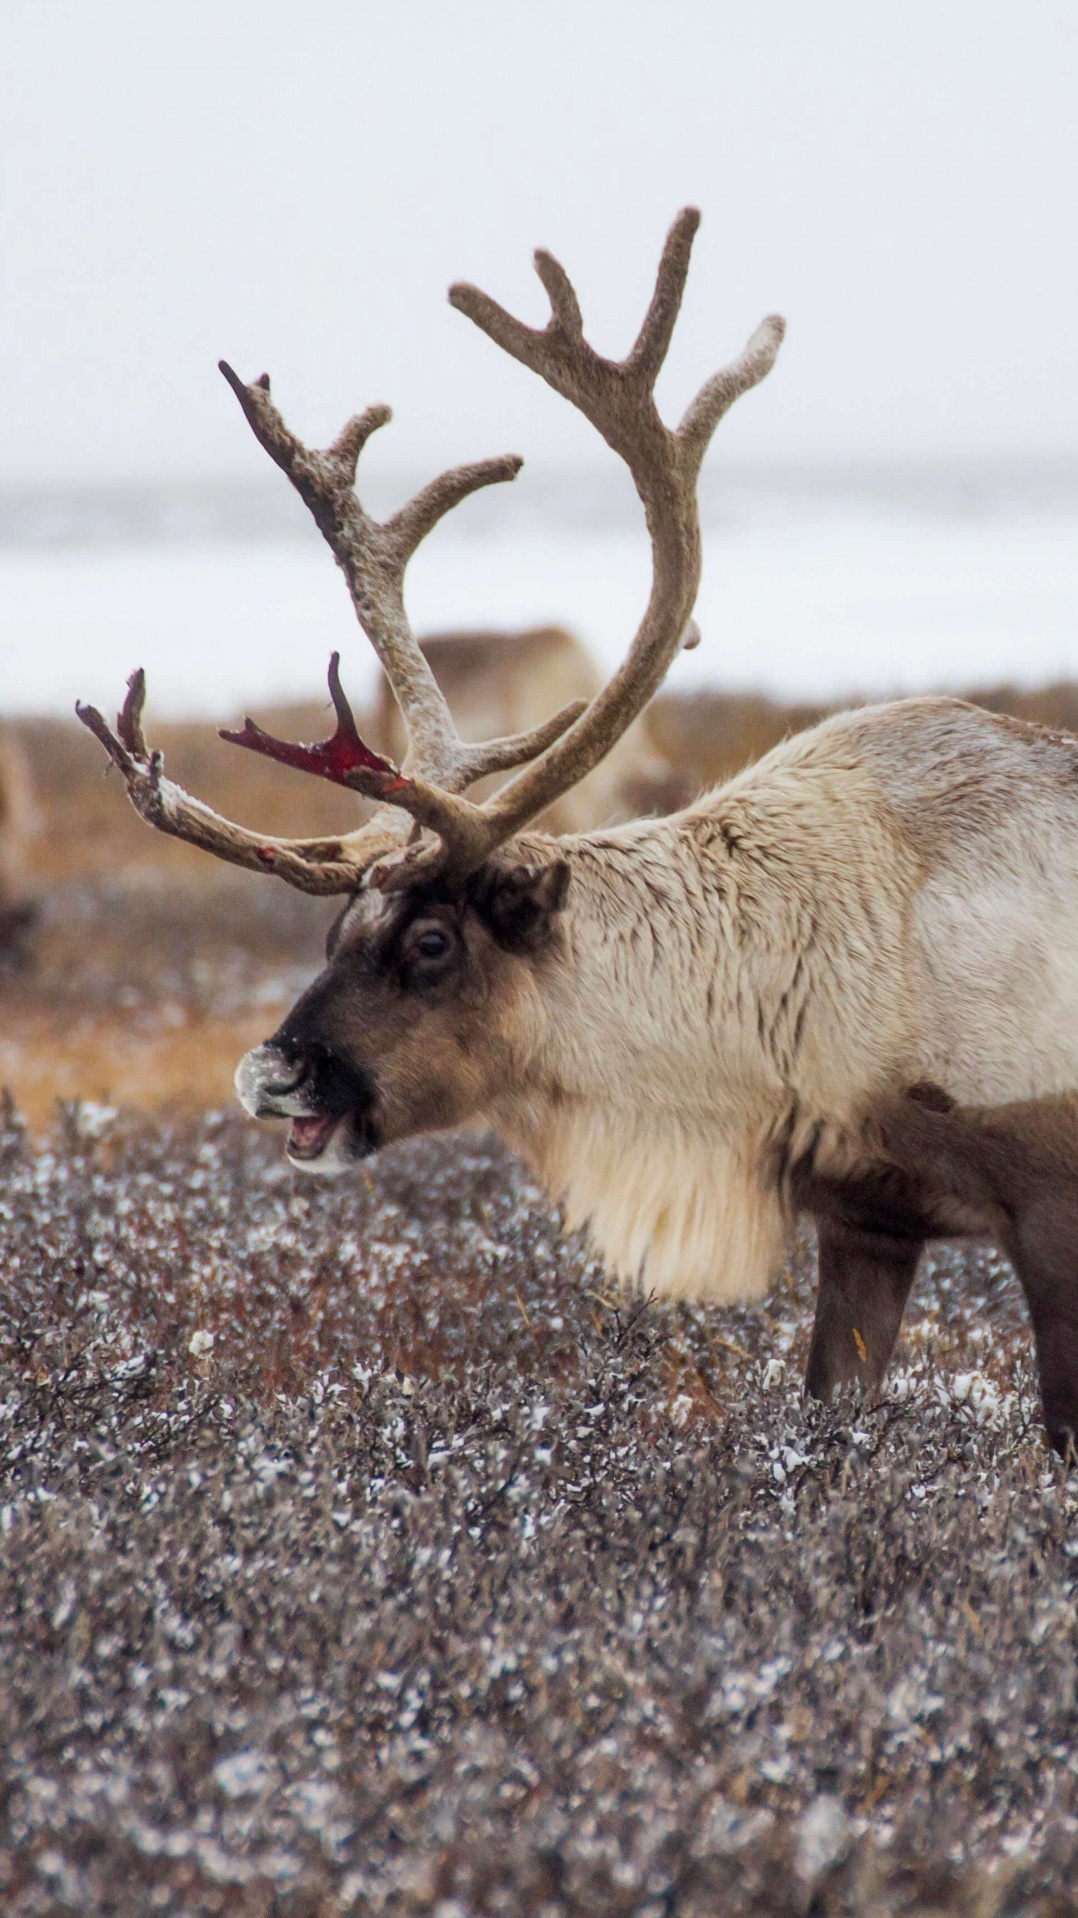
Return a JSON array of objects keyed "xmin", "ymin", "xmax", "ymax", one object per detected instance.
[{"xmin": 534, "ymin": 1104, "xmax": 786, "ymax": 1301}]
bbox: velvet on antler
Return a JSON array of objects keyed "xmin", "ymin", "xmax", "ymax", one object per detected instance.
[{"xmin": 78, "ymin": 210, "xmax": 784, "ymax": 893}]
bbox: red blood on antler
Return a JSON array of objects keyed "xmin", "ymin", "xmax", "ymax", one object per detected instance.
[{"xmin": 219, "ymin": 654, "xmax": 407, "ymax": 793}]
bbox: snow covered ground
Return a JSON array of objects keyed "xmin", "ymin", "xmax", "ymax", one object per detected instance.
[{"xmin": 3, "ymin": 465, "xmax": 1078, "ymax": 718}]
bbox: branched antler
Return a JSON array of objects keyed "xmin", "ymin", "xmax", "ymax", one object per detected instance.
[
  {"xmin": 428, "ymin": 208, "xmax": 784, "ymax": 884},
  {"xmin": 214, "ymin": 359, "xmax": 584, "ymax": 799},
  {"xmin": 75, "ymin": 668, "xmax": 379, "ymax": 894},
  {"xmin": 78, "ymin": 210, "xmax": 783, "ymax": 895}
]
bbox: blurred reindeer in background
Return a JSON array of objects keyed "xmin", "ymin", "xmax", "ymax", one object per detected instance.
[
  {"xmin": 79, "ymin": 209, "xmax": 1078, "ymax": 1457},
  {"xmin": 377, "ymin": 625, "xmax": 677, "ymax": 832},
  {"xmin": 644, "ymin": 687, "xmax": 832, "ymax": 807},
  {"xmin": 0, "ymin": 730, "xmax": 38, "ymax": 972}
]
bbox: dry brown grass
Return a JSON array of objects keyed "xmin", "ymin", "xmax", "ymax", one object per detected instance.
[{"xmin": 0, "ymin": 1003, "xmax": 277, "ymax": 1131}]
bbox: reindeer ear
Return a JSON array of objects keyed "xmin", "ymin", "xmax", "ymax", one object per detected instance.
[{"xmin": 469, "ymin": 859, "xmax": 571, "ymax": 952}]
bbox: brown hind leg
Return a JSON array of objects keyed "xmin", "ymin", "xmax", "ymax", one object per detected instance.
[
  {"xmin": 1008, "ymin": 1198, "xmax": 1078, "ymax": 1460},
  {"xmin": 805, "ymin": 1219, "xmax": 923, "ymax": 1399}
]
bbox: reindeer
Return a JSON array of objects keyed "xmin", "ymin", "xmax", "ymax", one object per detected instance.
[
  {"xmin": 77, "ymin": 209, "xmax": 1078, "ymax": 1413},
  {"xmin": 644, "ymin": 686, "xmax": 833, "ymax": 809},
  {"xmin": 0, "ymin": 730, "xmax": 38, "ymax": 971}
]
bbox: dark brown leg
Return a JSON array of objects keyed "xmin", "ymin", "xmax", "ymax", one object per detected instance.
[
  {"xmin": 1008, "ymin": 1199, "xmax": 1078, "ymax": 1459},
  {"xmin": 804, "ymin": 1218, "xmax": 923, "ymax": 1399}
]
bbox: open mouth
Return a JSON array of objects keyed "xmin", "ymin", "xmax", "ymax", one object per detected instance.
[{"xmin": 287, "ymin": 1113, "xmax": 344, "ymax": 1161}]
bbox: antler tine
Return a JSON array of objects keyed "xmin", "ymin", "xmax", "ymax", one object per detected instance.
[
  {"xmin": 218, "ymin": 362, "xmax": 392, "ymax": 495},
  {"xmin": 533, "ymin": 250, "xmax": 584, "ymax": 340},
  {"xmin": 219, "ymin": 651, "xmax": 407, "ymax": 792},
  {"xmin": 75, "ymin": 677, "xmax": 377, "ymax": 896},
  {"xmin": 326, "ymin": 406, "xmax": 394, "ymax": 483},
  {"xmin": 627, "ymin": 205, "xmax": 701, "ymax": 382},
  {"xmin": 117, "ymin": 666, "xmax": 148, "ymax": 759},
  {"xmin": 217, "ymin": 656, "xmax": 589, "ymax": 852},
  {"xmin": 678, "ymin": 314, "xmax": 787, "ymax": 475},
  {"xmin": 387, "ymin": 454, "xmax": 523, "ymax": 565},
  {"xmin": 458, "ymin": 698, "xmax": 590, "ymax": 781}
]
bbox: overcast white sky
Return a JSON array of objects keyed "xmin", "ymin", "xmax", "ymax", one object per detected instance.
[{"xmin": 4, "ymin": 0, "xmax": 1078, "ymax": 488}]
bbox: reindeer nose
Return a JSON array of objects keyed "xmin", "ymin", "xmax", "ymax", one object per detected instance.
[
  {"xmin": 234, "ymin": 1042, "xmax": 305, "ymax": 1118},
  {"xmin": 263, "ymin": 1063, "xmax": 307, "ymax": 1100},
  {"xmin": 261, "ymin": 1051, "xmax": 308, "ymax": 1099}
]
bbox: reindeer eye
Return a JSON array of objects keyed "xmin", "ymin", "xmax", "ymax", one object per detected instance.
[
  {"xmin": 400, "ymin": 919, "xmax": 459, "ymax": 979},
  {"xmin": 415, "ymin": 928, "xmax": 450, "ymax": 960}
]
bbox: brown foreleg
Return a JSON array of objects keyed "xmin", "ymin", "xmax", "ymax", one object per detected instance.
[{"xmin": 804, "ymin": 1218, "xmax": 923, "ymax": 1400}]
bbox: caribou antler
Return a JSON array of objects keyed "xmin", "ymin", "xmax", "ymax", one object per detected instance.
[
  {"xmin": 214, "ymin": 363, "xmax": 585, "ymax": 807},
  {"xmin": 75, "ymin": 665, "xmax": 395, "ymax": 893},
  {"xmin": 423, "ymin": 207, "xmax": 783, "ymax": 883},
  {"xmin": 75, "ymin": 395, "xmax": 586, "ymax": 892},
  {"xmin": 78, "ymin": 209, "xmax": 783, "ymax": 894}
]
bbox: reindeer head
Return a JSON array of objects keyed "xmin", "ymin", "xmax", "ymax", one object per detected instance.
[
  {"xmin": 77, "ymin": 211, "xmax": 783, "ymax": 1168},
  {"xmin": 235, "ymin": 857, "xmax": 571, "ymax": 1171}
]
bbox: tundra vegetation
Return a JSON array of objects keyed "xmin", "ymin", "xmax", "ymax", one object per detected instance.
[{"xmin": 2, "ymin": 1102, "xmax": 1078, "ymax": 1915}]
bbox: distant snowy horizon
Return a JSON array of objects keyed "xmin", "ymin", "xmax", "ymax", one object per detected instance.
[
  {"xmin": 5, "ymin": 457, "xmax": 1078, "ymax": 548},
  {"xmin": 3, "ymin": 462, "xmax": 1078, "ymax": 720}
]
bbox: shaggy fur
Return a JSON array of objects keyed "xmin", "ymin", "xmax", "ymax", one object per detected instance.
[{"xmin": 493, "ymin": 697, "xmax": 1078, "ymax": 1297}]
